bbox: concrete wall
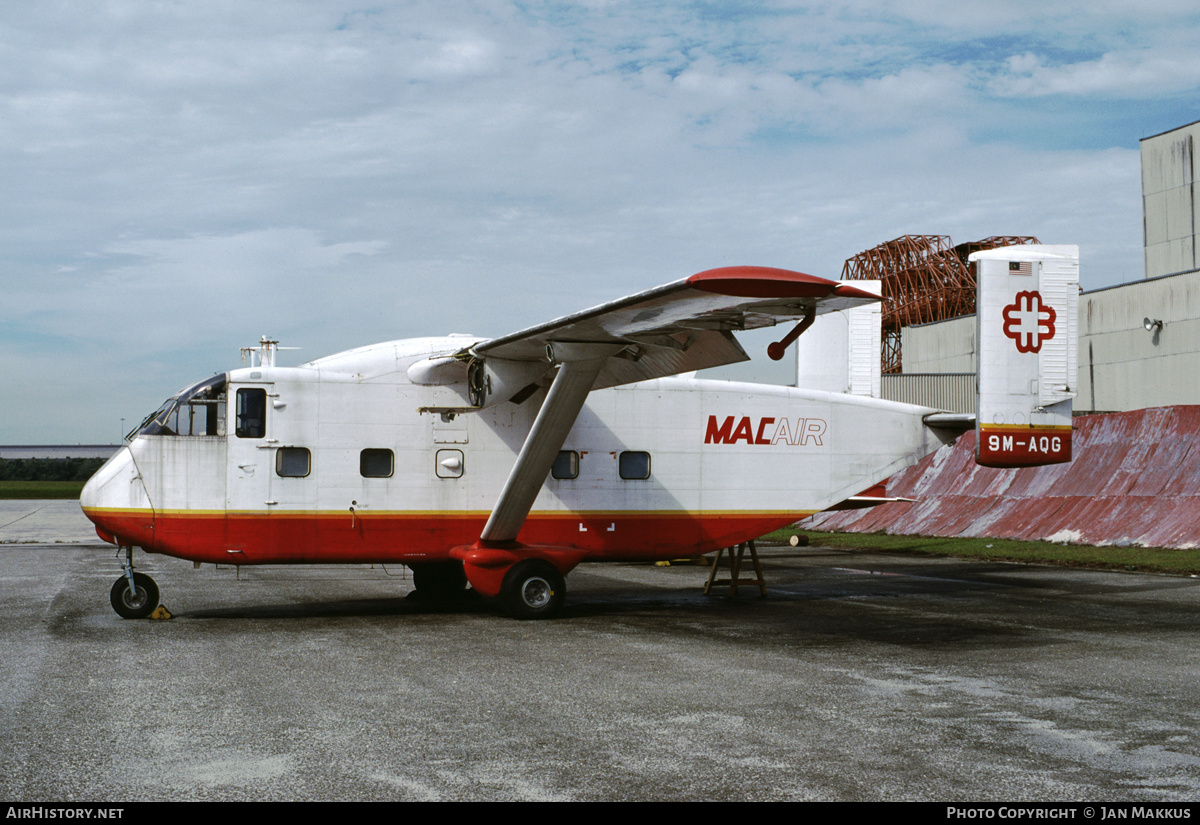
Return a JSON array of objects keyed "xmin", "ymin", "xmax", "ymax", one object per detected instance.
[
  {"xmin": 1142, "ymin": 121, "xmax": 1200, "ymax": 280},
  {"xmin": 902, "ymin": 315, "xmax": 975, "ymax": 373},
  {"xmin": 1079, "ymin": 273, "xmax": 1200, "ymax": 411}
]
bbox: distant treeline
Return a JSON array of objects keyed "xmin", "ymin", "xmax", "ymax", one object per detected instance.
[{"xmin": 0, "ymin": 457, "xmax": 107, "ymax": 482}]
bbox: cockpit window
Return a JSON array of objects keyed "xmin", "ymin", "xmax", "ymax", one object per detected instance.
[
  {"xmin": 235, "ymin": 388, "xmax": 267, "ymax": 439},
  {"xmin": 133, "ymin": 374, "xmax": 228, "ymax": 438}
]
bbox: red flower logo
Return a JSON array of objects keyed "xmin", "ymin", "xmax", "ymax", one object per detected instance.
[{"xmin": 1002, "ymin": 291, "xmax": 1056, "ymax": 353}]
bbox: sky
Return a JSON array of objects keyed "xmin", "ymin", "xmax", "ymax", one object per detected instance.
[{"xmin": 3, "ymin": 1, "xmax": 1199, "ymax": 443}]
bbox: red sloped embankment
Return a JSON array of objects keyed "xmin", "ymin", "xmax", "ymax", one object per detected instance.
[{"xmin": 808, "ymin": 406, "xmax": 1200, "ymax": 548}]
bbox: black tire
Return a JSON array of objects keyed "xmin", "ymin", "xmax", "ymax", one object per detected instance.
[
  {"xmin": 110, "ymin": 572, "xmax": 159, "ymax": 619},
  {"xmin": 500, "ymin": 560, "xmax": 565, "ymax": 620},
  {"xmin": 410, "ymin": 561, "xmax": 468, "ymax": 599}
]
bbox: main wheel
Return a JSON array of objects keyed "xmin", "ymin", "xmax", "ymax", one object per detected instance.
[
  {"xmin": 110, "ymin": 572, "xmax": 160, "ymax": 619},
  {"xmin": 500, "ymin": 560, "xmax": 565, "ymax": 620},
  {"xmin": 410, "ymin": 561, "xmax": 469, "ymax": 600}
]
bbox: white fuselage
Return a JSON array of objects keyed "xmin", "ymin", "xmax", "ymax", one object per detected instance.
[{"xmin": 82, "ymin": 337, "xmax": 946, "ymax": 565}]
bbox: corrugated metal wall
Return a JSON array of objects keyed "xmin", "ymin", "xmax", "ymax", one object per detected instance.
[
  {"xmin": 807, "ymin": 406, "xmax": 1200, "ymax": 548},
  {"xmin": 880, "ymin": 373, "xmax": 975, "ymax": 413}
]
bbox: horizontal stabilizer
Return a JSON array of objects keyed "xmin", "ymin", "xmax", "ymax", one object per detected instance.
[{"xmin": 826, "ymin": 495, "xmax": 917, "ymax": 511}]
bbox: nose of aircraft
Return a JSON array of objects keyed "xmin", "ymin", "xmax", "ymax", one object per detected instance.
[{"xmin": 80, "ymin": 446, "xmax": 155, "ymax": 548}]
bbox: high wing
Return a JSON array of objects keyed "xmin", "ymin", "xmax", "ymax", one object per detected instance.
[
  {"xmin": 445, "ymin": 266, "xmax": 881, "ymax": 570},
  {"xmin": 471, "ymin": 266, "xmax": 880, "ymax": 390}
]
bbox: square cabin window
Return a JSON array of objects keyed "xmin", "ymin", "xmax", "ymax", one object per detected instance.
[
  {"xmin": 618, "ymin": 451, "xmax": 651, "ymax": 480},
  {"xmin": 551, "ymin": 450, "xmax": 579, "ymax": 480},
  {"xmin": 360, "ymin": 448, "xmax": 394, "ymax": 478},
  {"xmin": 276, "ymin": 447, "xmax": 311, "ymax": 478}
]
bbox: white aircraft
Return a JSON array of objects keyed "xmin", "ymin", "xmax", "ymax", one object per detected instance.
[{"xmin": 81, "ymin": 247, "xmax": 1079, "ymax": 619}]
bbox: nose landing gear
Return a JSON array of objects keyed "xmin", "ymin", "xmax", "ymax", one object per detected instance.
[{"xmin": 110, "ymin": 546, "xmax": 160, "ymax": 619}]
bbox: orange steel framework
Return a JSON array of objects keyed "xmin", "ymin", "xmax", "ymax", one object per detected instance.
[{"xmin": 841, "ymin": 235, "xmax": 1040, "ymax": 373}]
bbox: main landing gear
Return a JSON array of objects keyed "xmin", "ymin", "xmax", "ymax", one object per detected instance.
[
  {"xmin": 410, "ymin": 559, "xmax": 567, "ymax": 618},
  {"xmin": 110, "ymin": 546, "xmax": 160, "ymax": 619},
  {"xmin": 500, "ymin": 559, "xmax": 565, "ymax": 620},
  {"xmin": 409, "ymin": 561, "xmax": 470, "ymax": 600}
]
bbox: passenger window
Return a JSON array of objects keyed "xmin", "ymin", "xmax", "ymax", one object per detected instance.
[
  {"xmin": 360, "ymin": 449, "xmax": 394, "ymax": 478},
  {"xmin": 618, "ymin": 451, "xmax": 651, "ymax": 480},
  {"xmin": 276, "ymin": 447, "xmax": 311, "ymax": 478},
  {"xmin": 551, "ymin": 450, "xmax": 579, "ymax": 480},
  {"xmin": 235, "ymin": 388, "xmax": 267, "ymax": 438}
]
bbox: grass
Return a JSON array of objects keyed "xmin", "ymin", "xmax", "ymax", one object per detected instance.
[
  {"xmin": 0, "ymin": 481, "xmax": 85, "ymax": 500},
  {"xmin": 761, "ymin": 528, "xmax": 1200, "ymax": 576}
]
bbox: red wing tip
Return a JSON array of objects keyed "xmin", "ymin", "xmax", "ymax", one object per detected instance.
[
  {"xmin": 833, "ymin": 283, "xmax": 883, "ymax": 301},
  {"xmin": 690, "ymin": 265, "xmax": 825, "ymax": 281},
  {"xmin": 688, "ymin": 266, "xmax": 839, "ymax": 299}
]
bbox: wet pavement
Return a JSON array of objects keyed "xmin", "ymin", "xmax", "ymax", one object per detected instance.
[{"xmin": 3, "ymin": 502, "xmax": 1200, "ymax": 801}]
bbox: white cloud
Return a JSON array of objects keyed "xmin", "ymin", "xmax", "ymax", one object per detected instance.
[
  {"xmin": 0, "ymin": 1, "xmax": 1193, "ymax": 440},
  {"xmin": 993, "ymin": 49, "xmax": 1200, "ymax": 98}
]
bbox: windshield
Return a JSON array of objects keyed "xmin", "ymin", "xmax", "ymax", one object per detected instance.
[{"xmin": 131, "ymin": 373, "xmax": 228, "ymax": 439}]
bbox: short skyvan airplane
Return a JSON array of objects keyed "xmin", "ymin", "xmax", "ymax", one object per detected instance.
[{"xmin": 81, "ymin": 246, "xmax": 1079, "ymax": 619}]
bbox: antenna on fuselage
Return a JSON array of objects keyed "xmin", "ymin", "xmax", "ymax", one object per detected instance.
[{"xmin": 239, "ymin": 336, "xmax": 298, "ymax": 368}]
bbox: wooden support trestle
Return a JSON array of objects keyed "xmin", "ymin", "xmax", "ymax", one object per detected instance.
[{"xmin": 704, "ymin": 540, "xmax": 767, "ymax": 597}]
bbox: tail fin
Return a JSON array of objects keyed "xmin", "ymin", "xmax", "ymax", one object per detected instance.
[
  {"xmin": 795, "ymin": 279, "xmax": 883, "ymax": 398},
  {"xmin": 972, "ymin": 245, "xmax": 1078, "ymax": 468}
]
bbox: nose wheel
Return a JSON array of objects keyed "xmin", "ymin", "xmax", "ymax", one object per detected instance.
[
  {"xmin": 110, "ymin": 546, "xmax": 160, "ymax": 619},
  {"xmin": 110, "ymin": 572, "xmax": 160, "ymax": 619}
]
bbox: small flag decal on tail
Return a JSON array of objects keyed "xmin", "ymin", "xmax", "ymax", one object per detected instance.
[{"xmin": 1009, "ymin": 261, "xmax": 1032, "ymax": 275}]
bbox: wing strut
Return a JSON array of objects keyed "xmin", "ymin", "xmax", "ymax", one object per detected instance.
[{"xmin": 480, "ymin": 342, "xmax": 625, "ymax": 543}]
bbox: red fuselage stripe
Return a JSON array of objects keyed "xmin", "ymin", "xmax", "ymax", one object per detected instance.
[{"xmin": 83, "ymin": 510, "xmax": 812, "ymax": 565}]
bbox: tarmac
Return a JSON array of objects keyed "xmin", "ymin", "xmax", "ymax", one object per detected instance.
[{"xmin": 3, "ymin": 501, "xmax": 1200, "ymax": 801}]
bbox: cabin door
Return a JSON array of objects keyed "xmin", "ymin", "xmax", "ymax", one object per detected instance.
[{"xmin": 225, "ymin": 382, "xmax": 275, "ymax": 519}]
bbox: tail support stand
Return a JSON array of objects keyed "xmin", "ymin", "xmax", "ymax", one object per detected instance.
[{"xmin": 704, "ymin": 540, "xmax": 767, "ymax": 598}]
